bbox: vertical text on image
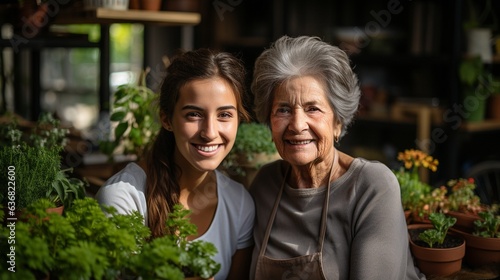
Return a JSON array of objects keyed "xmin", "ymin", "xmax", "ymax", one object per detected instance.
[{"xmin": 6, "ymin": 165, "xmax": 17, "ymax": 273}]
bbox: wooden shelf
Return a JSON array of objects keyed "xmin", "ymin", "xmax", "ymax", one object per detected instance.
[
  {"xmin": 53, "ymin": 8, "xmax": 201, "ymax": 25},
  {"xmin": 461, "ymin": 120, "xmax": 500, "ymax": 132}
]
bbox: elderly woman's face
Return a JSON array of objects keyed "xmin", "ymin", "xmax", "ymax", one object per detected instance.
[{"xmin": 270, "ymin": 76, "xmax": 341, "ymax": 166}]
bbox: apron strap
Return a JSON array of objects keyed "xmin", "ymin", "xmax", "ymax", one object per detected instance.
[{"xmin": 259, "ymin": 150, "xmax": 338, "ymax": 257}]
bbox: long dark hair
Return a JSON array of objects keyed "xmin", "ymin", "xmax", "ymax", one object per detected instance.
[{"xmin": 146, "ymin": 49, "xmax": 251, "ymax": 238}]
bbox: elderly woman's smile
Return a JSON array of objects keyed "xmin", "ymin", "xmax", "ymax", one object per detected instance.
[{"xmin": 270, "ymin": 75, "xmax": 340, "ymax": 167}]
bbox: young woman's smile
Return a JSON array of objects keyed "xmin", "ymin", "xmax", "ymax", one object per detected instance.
[{"xmin": 162, "ymin": 77, "xmax": 239, "ymax": 173}]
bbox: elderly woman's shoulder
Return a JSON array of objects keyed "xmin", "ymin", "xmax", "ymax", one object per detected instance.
[{"xmin": 352, "ymin": 157, "xmax": 396, "ymax": 179}]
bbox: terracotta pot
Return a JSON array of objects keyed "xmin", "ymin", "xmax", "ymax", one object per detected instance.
[
  {"xmin": 3, "ymin": 205, "xmax": 64, "ymax": 225},
  {"xmin": 165, "ymin": 0, "xmax": 200, "ymax": 12},
  {"xmin": 446, "ymin": 211, "xmax": 480, "ymax": 233},
  {"xmin": 489, "ymin": 95, "xmax": 500, "ymax": 120},
  {"xmin": 408, "ymin": 224, "xmax": 466, "ymax": 277},
  {"xmin": 46, "ymin": 205, "xmax": 65, "ymax": 216},
  {"xmin": 404, "ymin": 210, "xmax": 412, "ymax": 225},
  {"xmin": 129, "ymin": 0, "xmax": 140, "ymax": 9},
  {"xmin": 451, "ymin": 228, "xmax": 500, "ymax": 268},
  {"xmin": 142, "ymin": 0, "xmax": 162, "ymax": 11},
  {"xmin": 410, "ymin": 212, "xmax": 431, "ymax": 225}
]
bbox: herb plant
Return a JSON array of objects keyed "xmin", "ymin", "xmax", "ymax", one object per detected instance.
[
  {"xmin": 419, "ymin": 212, "xmax": 457, "ymax": 248},
  {"xmin": 473, "ymin": 211, "xmax": 500, "ymax": 238},
  {"xmin": 0, "ymin": 113, "xmax": 86, "ymax": 210},
  {"xmin": 0, "ymin": 198, "xmax": 220, "ymax": 280},
  {"xmin": 47, "ymin": 168, "xmax": 88, "ymax": 209}
]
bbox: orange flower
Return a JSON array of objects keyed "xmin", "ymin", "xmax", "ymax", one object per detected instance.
[{"xmin": 397, "ymin": 149, "xmax": 439, "ymax": 173}]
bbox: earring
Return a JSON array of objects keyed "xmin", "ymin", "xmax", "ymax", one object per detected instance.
[{"xmin": 334, "ymin": 135, "xmax": 339, "ymax": 143}]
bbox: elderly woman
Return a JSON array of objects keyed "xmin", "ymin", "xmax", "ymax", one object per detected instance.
[{"xmin": 248, "ymin": 36, "xmax": 425, "ymax": 280}]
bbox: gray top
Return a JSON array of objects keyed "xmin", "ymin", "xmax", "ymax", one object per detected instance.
[{"xmin": 249, "ymin": 158, "xmax": 425, "ymax": 280}]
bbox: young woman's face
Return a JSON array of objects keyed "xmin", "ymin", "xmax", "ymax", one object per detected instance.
[
  {"xmin": 164, "ymin": 77, "xmax": 239, "ymax": 173},
  {"xmin": 270, "ymin": 75, "xmax": 341, "ymax": 166}
]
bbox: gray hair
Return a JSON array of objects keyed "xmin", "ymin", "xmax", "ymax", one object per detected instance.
[{"xmin": 251, "ymin": 35, "xmax": 361, "ymax": 138}]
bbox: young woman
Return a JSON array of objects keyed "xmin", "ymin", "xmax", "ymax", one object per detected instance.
[{"xmin": 96, "ymin": 49, "xmax": 255, "ymax": 280}]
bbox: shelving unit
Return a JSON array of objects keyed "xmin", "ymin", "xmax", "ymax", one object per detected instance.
[
  {"xmin": 0, "ymin": 4, "xmax": 201, "ymax": 119},
  {"xmin": 203, "ymin": 0, "xmax": 500, "ymax": 184},
  {"xmin": 53, "ymin": 8, "xmax": 201, "ymax": 25}
]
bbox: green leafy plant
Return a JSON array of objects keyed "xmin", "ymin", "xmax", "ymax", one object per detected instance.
[
  {"xmin": 473, "ymin": 211, "xmax": 500, "ymax": 238},
  {"xmin": 0, "ymin": 198, "xmax": 220, "ymax": 280},
  {"xmin": 130, "ymin": 204, "xmax": 221, "ymax": 279},
  {"xmin": 47, "ymin": 168, "xmax": 88, "ymax": 209},
  {"xmin": 0, "ymin": 113, "xmax": 73, "ymax": 209},
  {"xmin": 99, "ymin": 77, "xmax": 160, "ymax": 161},
  {"xmin": 419, "ymin": 212, "xmax": 457, "ymax": 248},
  {"xmin": 222, "ymin": 122, "xmax": 278, "ymax": 177}
]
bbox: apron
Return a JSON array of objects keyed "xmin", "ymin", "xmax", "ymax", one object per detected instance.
[{"xmin": 255, "ymin": 154, "xmax": 336, "ymax": 280}]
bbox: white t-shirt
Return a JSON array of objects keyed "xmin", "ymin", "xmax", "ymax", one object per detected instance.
[{"xmin": 95, "ymin": 163, "xmax": 255, "ymax": 280}]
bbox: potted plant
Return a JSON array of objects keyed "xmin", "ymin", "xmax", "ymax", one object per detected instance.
[
  {"xmin": 487, "ymin": 78, "xmax": 500, "ymax": 120},
  {"xmin": 99, "ymin": 71, "xmax": 160, "ymax": 162},
  {"xmin": 463, "ymin": 0, "xmax": 497, "ymax": 63},
  {"xmin": 444, "ymin": 177, "xmax": 488, "ymax": 232},
  {"xmin": 408, "ymin": 212, "xmax": 466, "ymax": 277},
  {"xmin": 459, "ymin": 55, "xmax": 494, "ymax": 122},
  {"xmin": 0, "ymin": 113, "xmax": 85, "ymax": 218},
  {"xmin": 393, "ymin": 149, "xmax": 439, "ymax": 223},
  {"xmin": 451, "ymin": 210, "xmax": 500, "ymax": 268},
  {"xmin": 78, "ymin": 70, "xmax": 160, "ymax": 186},
  {"xmin": 220, "ymin": 122, "xmax": 280, "ymax": 188},
  {"xmin": 0, "ymin": 198, "xmax": 220, "ymax": 279}
]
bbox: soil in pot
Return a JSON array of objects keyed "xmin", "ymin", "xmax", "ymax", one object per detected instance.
[
  {"xmin": 409, "ymin": 228, "xmax": 464, "ymax": 249},
  {"xmin": 408, "ymin": 225, "xmax": 466, "ymax": 277}
]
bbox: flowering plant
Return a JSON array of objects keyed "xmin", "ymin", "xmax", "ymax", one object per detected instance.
[
  {"xmin": 394, "ymin": 149, "xmax": 439, "ymax": 214},
  {"xmin": 445, "ymin": 178, "xmax": 485, "ymax": 215}
]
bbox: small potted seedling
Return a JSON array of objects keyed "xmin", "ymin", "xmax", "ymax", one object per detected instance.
[{"xmin": 408, "ymin": 212, "xmax": 465, "ymax": 277}]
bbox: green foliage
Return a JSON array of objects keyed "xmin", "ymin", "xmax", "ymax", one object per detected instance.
[
  {"xmin": 473, "ymin": 211, "xmax": 500, "ymax": 238},
  {"xmin": 459, "ymin": 56, "xmax": 498, "ymax": 100},
  {"xmin": 99, "ymin": 83, "xmax": 160, "ymax": 161},
  {"xmin": 445, "ymin": 178, "xmax": 484, "ymax": 214},
  {"xmin": 47, "ymin": 168, "xmax": 88, "ymax": 209},
  {"xmin": 0, "ymin": 145, "xmax": 60, "ymax": 209},
  {"xmin": 0, "ymin": 198, "xmax": 220, "ymax": 279},
  {"xmin": 419, "ymin": 212, "xmax": 457, "ymax": 248},
  {"xmin": 164, "ymin": 204, "xmax": 220, "ymax": 278},
  {"xmin": 394, "ymin": 168, "xmax": 431, "ymax": 212},
  {"xmin": 222, "ymin": 122, "xmax": 278, "ymax": 176},
  {"xmin": 0, "ymin": 113, "xmax": 85, "ymax": 209},
  {"xmin": 230, "ymin": 122, "xmax": 277, "ymax": 157}
]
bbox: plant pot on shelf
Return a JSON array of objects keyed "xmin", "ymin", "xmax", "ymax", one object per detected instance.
[
  {"xmin": 165, "ymin": 0, "xmax": 200, "ymax": 12},
  {"xmin": 83, "ymin": 0, "xmax": 130, "ymax": 10},
  {"xmin": 141, "ymin": 0, "xmax": 163, "ymax": 11},
  {"xmin": 451, "ymin": 228, "xmax": 500, "ymax": 268},
  {"xmin": 463, "ymin": 87, "xmax": 487, "ymax": 122},
  {"xmin": 466, "ymin": 28, "xmax": 493, "ymax": 63},
  {"xmin": 408, "ymin": 224, "xmax": 466, "ymax": 277},
  {"xmin": 489, "ymin": 95, "xmax": 500, "ymax": 120}
]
